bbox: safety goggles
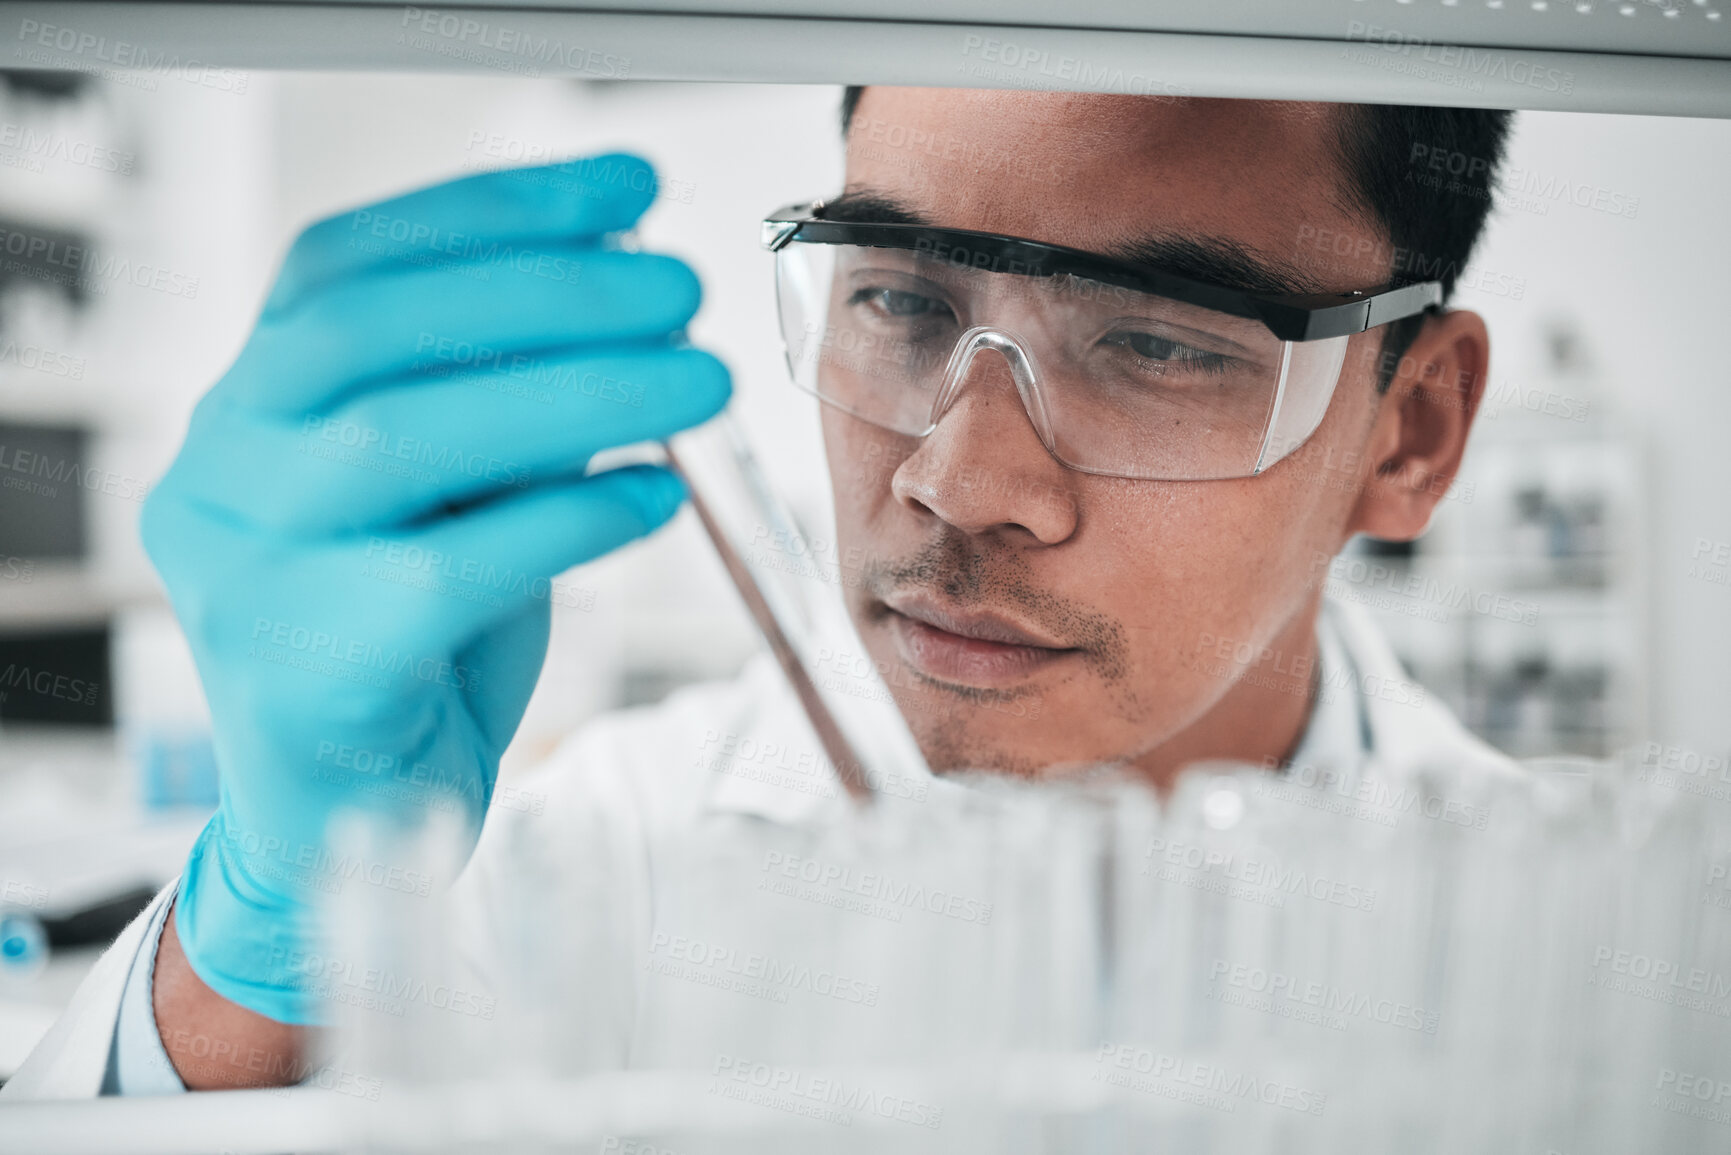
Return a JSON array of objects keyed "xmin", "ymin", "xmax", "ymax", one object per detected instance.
[{"xmin": 763, "ymin": 202, "xmax": 1442, "ymax": 481}]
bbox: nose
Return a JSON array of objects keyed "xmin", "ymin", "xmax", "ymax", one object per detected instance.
[{"xmin": 890, "ymin": 343, "xmax": 1080, "ymax": 545}]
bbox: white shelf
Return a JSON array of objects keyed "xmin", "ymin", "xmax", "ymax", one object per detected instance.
[{"xmin": 3, "ymin": 1, "xmax": 1728, "ymax": 116}]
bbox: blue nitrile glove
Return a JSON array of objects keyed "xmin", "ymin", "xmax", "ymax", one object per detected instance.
[{"xmin": 140, "ymin": 154, "xmax": 729, "ymax": 1024}]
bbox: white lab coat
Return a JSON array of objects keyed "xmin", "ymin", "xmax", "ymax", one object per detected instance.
[{"xmin": 1, "ymin": 595, "xmax": 1519, "ymax": 1099}]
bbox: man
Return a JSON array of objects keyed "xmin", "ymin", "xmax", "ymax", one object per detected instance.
[{"xmin": 5, "ymin": 86, "xmax": 1517, "ymax": 1098}]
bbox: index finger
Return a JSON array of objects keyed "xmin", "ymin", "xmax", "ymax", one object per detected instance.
[{"xmin": 266, "ymin": 152, "xmax": 661, "ymax": 315}]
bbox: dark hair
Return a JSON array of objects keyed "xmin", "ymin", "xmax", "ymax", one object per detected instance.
[{"xmin": 838, "ymin": 87, "xmax": 1512, "ymax": 391}]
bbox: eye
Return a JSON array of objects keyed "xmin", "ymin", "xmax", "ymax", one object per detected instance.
[
  {"xmin": 849, "ymin": 288, "xmax": 955, "ymax": 321},
  {"xmin": 1103, "ymin": 330, "xmax": 1233, "ymax": 375}
]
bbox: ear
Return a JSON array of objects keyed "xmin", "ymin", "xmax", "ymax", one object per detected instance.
[{"xmin": 1345, "ymin": 309, "xmax": 1490, "ymax": 541}]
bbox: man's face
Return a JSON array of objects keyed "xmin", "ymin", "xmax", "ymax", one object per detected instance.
[{"xmin": 822, "ymin": 88, "xmax": 1406, "ymax": 778}]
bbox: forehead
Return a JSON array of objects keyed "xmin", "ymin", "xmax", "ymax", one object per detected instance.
[{"xmin": 845, "ymin": 88, "xmax": 1385, "ymax": 291}]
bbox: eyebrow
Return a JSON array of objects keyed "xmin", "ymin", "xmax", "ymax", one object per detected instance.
[{"xmin": 819, "ymin": 188, "xmax": 1317, "ymax": 297}]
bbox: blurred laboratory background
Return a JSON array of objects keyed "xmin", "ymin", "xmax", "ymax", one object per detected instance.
[{"xmin": 1, "ymin": 72, "xmax": 1729, "ymax": 1079}]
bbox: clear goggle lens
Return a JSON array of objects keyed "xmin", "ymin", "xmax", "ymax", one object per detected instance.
[{"xmin": 775, "ymin": 241, "xmax": 1351, "ymax": 481}]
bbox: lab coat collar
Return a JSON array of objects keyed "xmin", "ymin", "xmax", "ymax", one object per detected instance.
[{"xmin": 1280, "ymin": 595, "xmax": 1377, "ymax": 782}]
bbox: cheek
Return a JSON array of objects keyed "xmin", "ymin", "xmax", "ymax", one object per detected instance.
[
  {"xmin": 822, "ymin": 409, "xmax": 912, "ymax": 526},
  {"xmin": 1082, "ymin": 481, "xmax": 1321, "ymax": 653},
  {"xmin": 1260, "ymin": 380, "xmax": 1384, "ymax": 539}
]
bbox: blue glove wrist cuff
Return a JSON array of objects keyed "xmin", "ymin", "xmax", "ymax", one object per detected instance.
[{"xmin": 175, "ymin": 815, "xmax": 331, "ymax": 1026}]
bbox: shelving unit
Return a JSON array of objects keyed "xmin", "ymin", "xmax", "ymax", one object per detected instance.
[{"xmin": 1337, "ymin": 320, "xmax": 1648, "ymax": 759}]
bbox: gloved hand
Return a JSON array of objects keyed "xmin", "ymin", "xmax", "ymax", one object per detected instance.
[{"xmin": 141, "ymin": 154, "xmax": 729, "ymax": 1024}]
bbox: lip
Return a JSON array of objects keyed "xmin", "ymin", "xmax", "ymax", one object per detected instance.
[{"xmin": 882, "ymin": 594, "xmax": 1078, "ymax": 688}]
